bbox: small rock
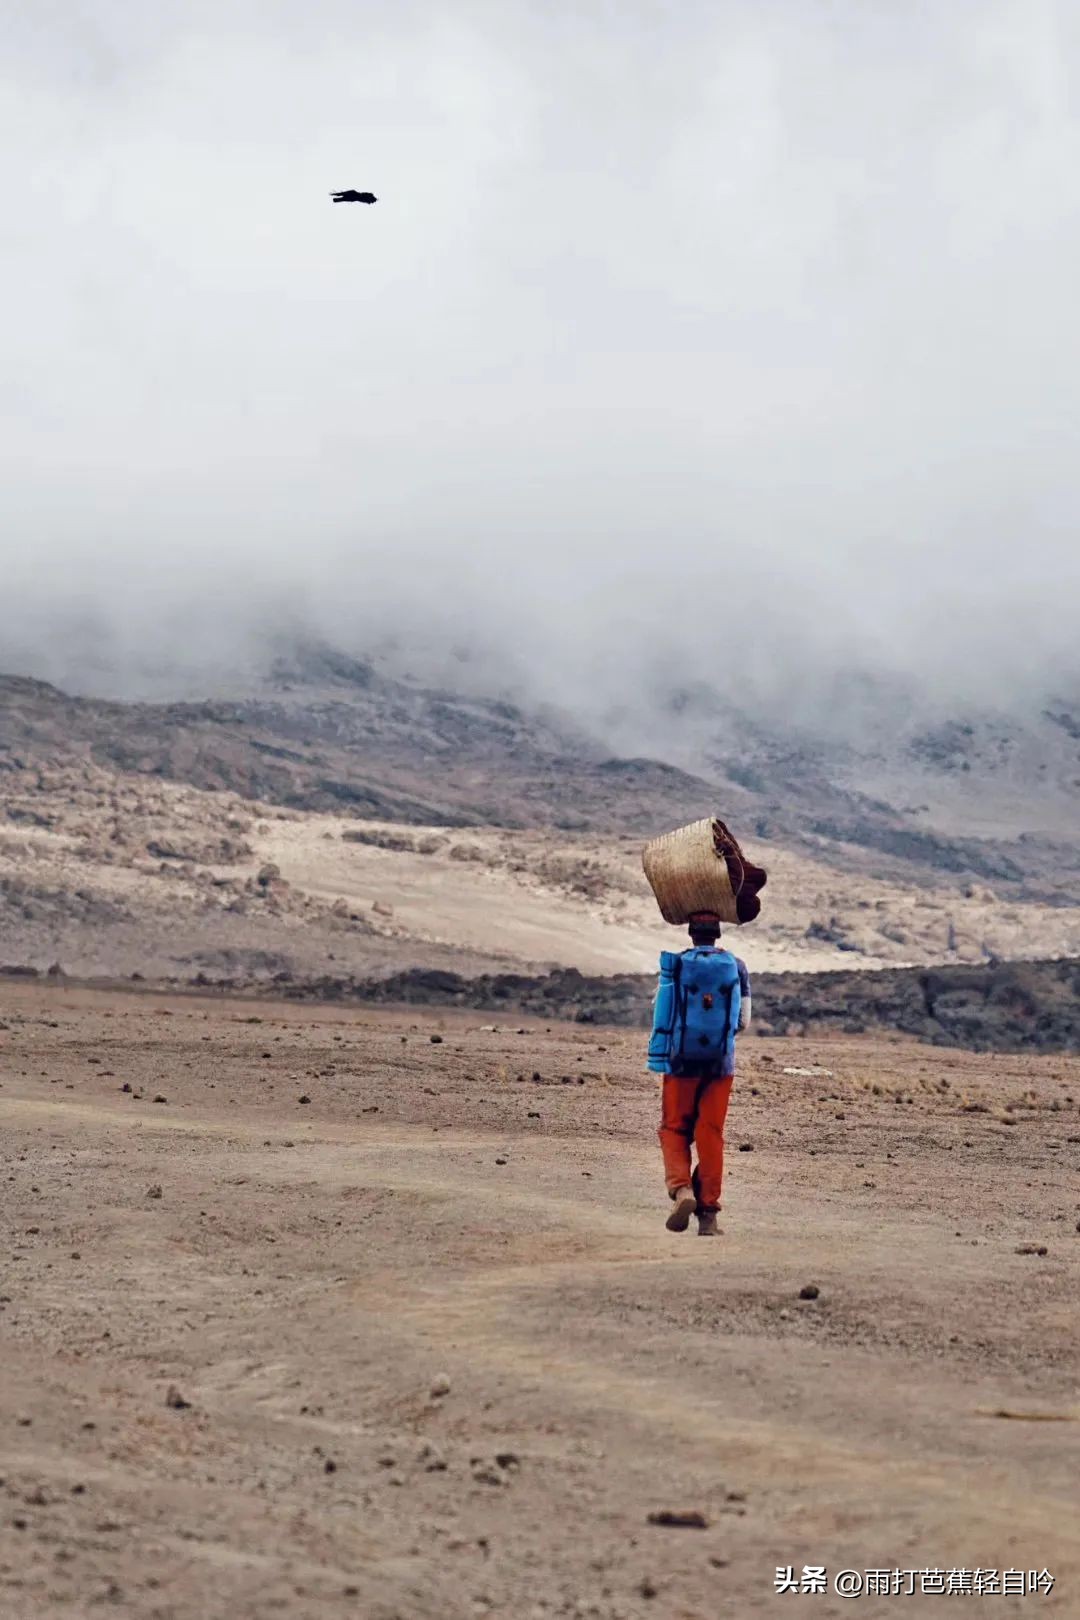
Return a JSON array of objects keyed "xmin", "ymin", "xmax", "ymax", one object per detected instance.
[
  {"xmin": 430, "ymin": 1034, "xmax": 444, "ymax": 1045},
  {"xmin": 146, "ymin": 1185, "xmax": 162, "ymax": 1200},
  {"xmin": 799, "ymin": 1284, "xmax": 820, "ymax": 1300},
  {"xmin": 120, "ymin": 1083, "xmax": 131, "ymax": 1093},
  {"xmin": 430, "ymin": 1373, "xmax": 452, "ymax": 1399},
  {"xmin": 153, "ymin": 1095, "xmax": 167, "ymax": 1105},
  {"xmin": 646, "ymin": 1509, "xmax": 708, "ymax": 1529},
  {"xmin": 1015, "ymin": 1243, "xmax": 1049, "ymax": 1256},
  {"xmin": 419, "ymin": 1442, "xmax": 447, "ymax": 1472},
  {"xmin": 165, "ymin": 1385, "xmax": 191, "ymax": 1410},
  {"xmin": 495, "ymin": 1451, "xmax": 520, "ymax": 1471},
  {"xmin": 323, "ymin": 1458, "xmax": 337, "ymax": 1474},
  {"xmin": 639, "ymin": 1576, "xmax": 658, "ymax": 1599},
  {"xmin": 737, "ymin": 1143, "xmax": 754, "ymax": 1153},
  {"xmin": 298, "ymin": 1094, "xmax": 312, "ymax": 1105},
  {"xmin": 495, "ymin": 1157, "xmax": 507, "ymax": 1166}
]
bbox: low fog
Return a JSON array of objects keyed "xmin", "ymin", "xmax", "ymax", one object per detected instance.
[{"xmin": 4, "ymin": 0, "xmax": 1080, "ymax": 733}]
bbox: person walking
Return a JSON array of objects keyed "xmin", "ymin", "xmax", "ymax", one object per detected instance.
[{"xmin": 648, "ymin": 911, "xmax": 751, "ymax": 1236}]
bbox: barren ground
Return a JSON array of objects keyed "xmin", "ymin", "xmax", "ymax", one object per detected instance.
[
  {"xmin": 4, "ymin": 765, "xmax": 1078, "ymax": 986},
  {"xmin": 1, "ymin": 982, "xmax": 1078, "ymax": 1619}
]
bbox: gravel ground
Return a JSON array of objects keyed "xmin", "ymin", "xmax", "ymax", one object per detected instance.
[{"xmin": 1, "ymin": 982, "xmax": 1078, "ymax": 1619}]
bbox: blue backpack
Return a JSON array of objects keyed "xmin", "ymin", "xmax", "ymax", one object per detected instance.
[{"xmin": 648, "ymin": 946, "xmax": 742, "ymax": 1076}]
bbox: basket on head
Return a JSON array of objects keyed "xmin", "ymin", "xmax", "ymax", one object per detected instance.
[{"xmin": 642, "ymin": 817, "xmax": 766, "ymax": 927}]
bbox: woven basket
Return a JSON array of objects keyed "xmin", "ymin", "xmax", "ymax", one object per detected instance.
[{"xmin": 642, "ymin": 817, "xmax": 766, "ymax": 927}]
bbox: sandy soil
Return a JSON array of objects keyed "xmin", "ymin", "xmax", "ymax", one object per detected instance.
[
  {"xmin": 1, "ymin": 982, "xmax": 1078, "ymax": 1619},
  {"xmin": 4, "ymin": 767, "xmax": 1079, "ymax": 985}
]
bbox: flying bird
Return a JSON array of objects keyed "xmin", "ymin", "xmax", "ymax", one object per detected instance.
[{"xmin": 330, "ymin": 189, "xmax": 377, "ymax": 204}]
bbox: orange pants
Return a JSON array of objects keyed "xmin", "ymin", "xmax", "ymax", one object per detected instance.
[{"xmin": 658, "ymin": 1074, "xmax": 734, "ymax": 1213}]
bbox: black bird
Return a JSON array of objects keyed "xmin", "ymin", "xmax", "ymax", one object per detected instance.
[{"xmin": 330, "ymin": 189, "xmax": 377, "ymax": 204}]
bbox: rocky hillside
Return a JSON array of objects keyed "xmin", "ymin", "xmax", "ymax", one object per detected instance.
[
  {"xmin": 2, "ymin": 647, "xmax": 1078, "ymax": 904},
  {"xmin": 0, "ymin": 661, "xmax": 720, "ymax": 834},
  {"xmin": 1, "ymin": 644, "xmax": 1077, "ymax": 991}
]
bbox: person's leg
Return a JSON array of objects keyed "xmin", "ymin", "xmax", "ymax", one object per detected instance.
[
  {"xmin": 693, "ymin": 1075, "xmax": 734, "ymax": 1215},
  {"xmin": 658, "ymin": 1075, "xmax": 699, "ymax": 1230}
]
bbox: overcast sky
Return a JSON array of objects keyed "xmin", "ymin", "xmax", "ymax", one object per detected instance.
[{"xmin": 3, "ymin": 0, "xmax": 1079, "ymax": 721}]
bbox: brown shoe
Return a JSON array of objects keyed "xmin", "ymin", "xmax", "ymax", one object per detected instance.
[
  {"xmin": 696, "ymin": 1210, "xmax": 721, "ymax": 1237},
  {"xmin": 665, "ymin": 1186, "xmax": 697, "ymax": 1232}
]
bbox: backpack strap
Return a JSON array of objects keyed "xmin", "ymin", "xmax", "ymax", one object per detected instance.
[{"xmin": 718, "ymin": 954, "xmax": 741, "ymax": 1070}]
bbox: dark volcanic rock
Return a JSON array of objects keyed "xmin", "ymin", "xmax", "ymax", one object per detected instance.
[{"xmin": 269, "ymin": 957, "xmax": 1080, "ymax": 1053}]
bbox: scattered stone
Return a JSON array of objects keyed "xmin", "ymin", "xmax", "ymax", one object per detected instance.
[
  {"xmin": 639, "ymin": 1576, "xmax": 658, "ymax": 1599},
  {"xmin": 470, "ymin": 1458, "xmax": 506, "ymax": 1487},
  {"xmin": 799, "ymin": 1284, "xmax": 820, "ymax": 1300},
  {"xmin": 495, "ymin": 1157, "xmax": 507, "ymax": 1166},
  {"xmin": 430, "ymin": 1034, "xmax": 444, "ymax": 1044},
  {"xmin": 430, "ymin": 1373, "xmax": 452, "ymax": 1399},
  {"xmin": 165, "ymin": 1385, "xmax": 192, "ymax": 1411},
  {"xmin": 323, "ymin": 1458, "xmax": 337, "ymax": 1474},
  {"xmin": 737, "ymin": 1143, "xmax": 754, "ymax": 1153},
  {"xmin": 1015, "ymin": 1243, "xmax": 1049, "ymax": 1256},
  {"xmin": 152, "ymin": 1095, "xmax": 167, "ymax": 1104},
  {"xmin": 419, "ymin": 1442, "xmax": 447, "ymax": 1472},
  {"xmin": 120, "ymin": 1083, "xmax": 131, "ymax": 1093},
  {"xmin": 298, "ymin": 1094, "xmax": 311, "ymax": 1105},
  {"xmin": 145, "ymin": 1185, "xmax": 162, "ymax": 1200},
  {"xmin": 647, "ymin": 1509, "xmax": 708, "ymax": 1529}
]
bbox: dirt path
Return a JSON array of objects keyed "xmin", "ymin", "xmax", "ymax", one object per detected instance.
[{"xmin": 1, "ymin": 984, "xmax": 1078, "ymax": 1618}]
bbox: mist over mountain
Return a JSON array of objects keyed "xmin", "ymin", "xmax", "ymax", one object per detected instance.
[{"xmin": 5, "ymin": 0, "xmax": 1080, "ymax": 737}]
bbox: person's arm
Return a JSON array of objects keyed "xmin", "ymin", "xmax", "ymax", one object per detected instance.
[
  {"xmin": 736, "ymin": 957, "xmax": 751, "ymax": 1032},
  {"xmin": 647, "ymin": 952, "xmax": 680, "ymax": 1071}
]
